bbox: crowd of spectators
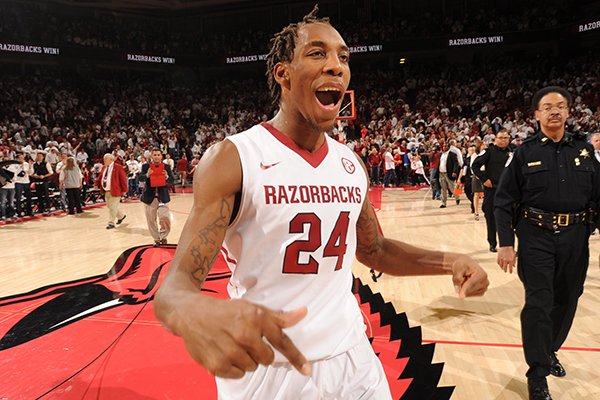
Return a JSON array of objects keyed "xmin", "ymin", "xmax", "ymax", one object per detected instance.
[
  {"xmin": 1, "ymin": 50, "xmax": 599, "ymax": 220},
  {"xmin": 0, "ymin": 0, "xmax": 587, "ymax": 57},
  {"xmin": 1, "ymin": 2, "xmax": 171, "ymax": 54},
  {"xmin": 337, "ymin": 0, "xmax": 568, "ymax": 45}
]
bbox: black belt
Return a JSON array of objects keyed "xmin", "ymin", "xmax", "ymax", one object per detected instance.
[{"xmin": 522, "ymin": 207, "xmax": 588, "ymax": 231}]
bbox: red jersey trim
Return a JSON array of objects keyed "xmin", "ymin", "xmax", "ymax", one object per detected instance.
[
  {"xmin": 260, "ymin": 122, "xmax": 328, "ymax": 168},
  {"xmin": 220, "ymin": 247, "xmax": 238, "ymax": 265}
]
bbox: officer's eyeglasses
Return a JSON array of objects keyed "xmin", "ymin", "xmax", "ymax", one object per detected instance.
[{"xmin": 539, "ymin": 104, "xmax": 568, "ymax": 113}]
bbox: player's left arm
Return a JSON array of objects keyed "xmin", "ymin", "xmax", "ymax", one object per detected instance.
[{"xmin": 353, "ymin": 158, "xmax": 489, "ymax": 298}]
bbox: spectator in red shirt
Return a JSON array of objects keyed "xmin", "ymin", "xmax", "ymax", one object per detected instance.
[
  {"xmin": 176, "ymin": 154, "xmax": 189, "ymax": 189},
  {"xmin": 393, "ymin": 148, "xmax": 403, "ymax": 186},
  {"xmin": 360, "ymin": 125, "xmax": 369, "ymax": 139},
  {"xmin": 367, "ymin": 145, "xmax": 382, "ymax": 185},
  {"xmin": 429, "ymin": 145, "xmax": 442, "ymax": 200}
]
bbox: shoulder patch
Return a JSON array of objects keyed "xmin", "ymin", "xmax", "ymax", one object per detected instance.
[{"xmin": 522, "ymin": 134, "xmax": 538, "ymax": 145}]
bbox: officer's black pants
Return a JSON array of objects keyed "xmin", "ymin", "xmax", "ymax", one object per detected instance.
[
  {"xmin": 483, "ymin": 187, "xmax": 497, "ymax": 246},
  {"xmin": 516, "ymin": 219, "xmax": 589, "ymax": 379}
]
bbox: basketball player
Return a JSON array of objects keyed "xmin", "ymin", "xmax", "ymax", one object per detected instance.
[{"xmin": 155, "ymin": 6, "xmax": 488, "ymax": 399}]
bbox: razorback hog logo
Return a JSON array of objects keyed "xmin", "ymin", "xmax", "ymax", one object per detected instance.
[
  {"xmin": 0, "ymin": 245, "xmax": 453, "ymax": 399},
  {"xmin": 341, "ymin": 157, "xmax": 356, "ymax": 174}
]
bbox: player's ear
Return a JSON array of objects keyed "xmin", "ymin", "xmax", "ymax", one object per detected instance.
[{"xmin": 274, "ymin": 63, "xmax": 290, "ymax": 90}]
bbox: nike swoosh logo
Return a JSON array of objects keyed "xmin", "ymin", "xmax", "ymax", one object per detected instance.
[{"xmin": 260, "ymin": 162, "xmax": 281, "ymax": 170}]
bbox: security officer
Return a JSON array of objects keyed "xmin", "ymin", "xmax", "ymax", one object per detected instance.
[
  {"xmin": 495, "ymin": 86, "xmax": 600, "ymax": 400},
  {"xmin": 472, "ymin": 128, "xmax": 512, "ymax": 252}
]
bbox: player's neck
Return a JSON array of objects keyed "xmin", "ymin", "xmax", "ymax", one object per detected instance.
[{"xmin": 269, "ymin": 111, "xmax": 326, "ymax": 153}]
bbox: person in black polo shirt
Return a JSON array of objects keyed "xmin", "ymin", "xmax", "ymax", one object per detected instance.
[
  {"xmin": 30, "ymin": 152, "xmax": 53, "ymax": 215},
  {"xmin": 494, "ymin": 86, "xmax": 600, "ymax": 400},
  {"xmin": 472, "ymin": 128, "xmax": 512, "ymax": 252}
]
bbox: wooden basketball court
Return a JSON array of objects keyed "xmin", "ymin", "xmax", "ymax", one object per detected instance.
[{"xmin": 2, "ymin": 187, "xmax": 600, "ymax": 399}]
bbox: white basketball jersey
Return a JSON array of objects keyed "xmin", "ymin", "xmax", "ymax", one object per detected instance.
[{"xmin": 223, "ymin": 122, "xmax": 368, "ymax": 362}]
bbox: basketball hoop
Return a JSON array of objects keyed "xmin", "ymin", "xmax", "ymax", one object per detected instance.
[{"xmin": 336, "ymin": 90, "xmax": 356, "ymax": 121}]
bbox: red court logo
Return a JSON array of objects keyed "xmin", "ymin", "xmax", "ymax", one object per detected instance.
[
  {"xmin": 341, "ymin": 157, "xmax": 355, "ymax": 174},
  {"xmin": 0, "ymin": 246, "xmax": 453, "ymax": 399}
]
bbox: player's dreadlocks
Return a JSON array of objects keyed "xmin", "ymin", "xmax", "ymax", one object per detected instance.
[{"xmin": 265, "ymin": 4, "xmax": 331, "ymax": 107}]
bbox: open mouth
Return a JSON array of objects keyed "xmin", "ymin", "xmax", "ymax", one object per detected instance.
[{"xmin": 315, "ymin": 88, "xmax": 342, "ymax": 107}]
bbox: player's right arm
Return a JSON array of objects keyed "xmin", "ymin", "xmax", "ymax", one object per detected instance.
[
  {"xmin": 353, "ymin": 157, "xmax": 488, "ymax": 298},
  {"xmin": 494, "ymin": 147, "xmax": 524, "ymax": 273},
  {"xmin": 154, "ymin": 140, "xmax": 311, "ymax": 379}
]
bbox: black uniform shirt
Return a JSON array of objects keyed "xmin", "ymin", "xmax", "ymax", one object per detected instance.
[
  {"xmin": 472, "ymin": 144, "xmax": 511, "ymax": 186},
  {"xmin": 494, "ymin": 131, "xmax": 600, "ymax": 246}
]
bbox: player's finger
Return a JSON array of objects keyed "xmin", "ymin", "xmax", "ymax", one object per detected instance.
[
  {"xmin": 224, "ymin": 306, "xmax": 277, "ymax": 367},
  {"xmin": 213, "ymin": 365, "xmax": 246, "ymax": 379},
  {"xmin": 232, "ymin": 327, "xmax": 275, "ymax": 366},
  {"xmin": 459, "ymin": 271, "xmax": 488, "ymax": 298},
  {"xmin": 221, "ymin": 339, "xmax": 259, "ymax": 372},
  {"xmin": 271, "ymin": 306, "xmax": 308, "ymax": 328},
  {"xmin": 262, "ymin": 319, "xmax": 311, "ymax": 376},
  {"xmin": 184, "ymin": 339, "xmax": 250, "ymax": 378},
  {"xmin": 451, "ymin": 268, "xmax": 467, "ymax": 290},
  {"xmin": 460, "ymin": 280, "xmax": 487, "ymax": 297},
  {"xmin": 246, "ymin": 338, "xmax": 276, "ymax": 366},
  {"xmin": 469, "ymin": 285, "xmax": 488, "ymax": 297}
]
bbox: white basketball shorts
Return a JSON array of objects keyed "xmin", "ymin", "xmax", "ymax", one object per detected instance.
[{"xmin": 215, "ymin": 334, "xmax": 392, "ymax": 400}]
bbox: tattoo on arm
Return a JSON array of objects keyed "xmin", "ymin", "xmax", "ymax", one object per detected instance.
[
  {"xmin": 189, "ymin": 197, "xmax": 232, "ymax": 288},
  {"xmin": 356, "ymin": 203, "xmax": 382, "ymax": 263}
]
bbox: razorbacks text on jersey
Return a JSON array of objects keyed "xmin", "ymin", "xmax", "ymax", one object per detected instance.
[{"xmin": 223, "ymin": 122, "xmax": 368, "ymax": 362}]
